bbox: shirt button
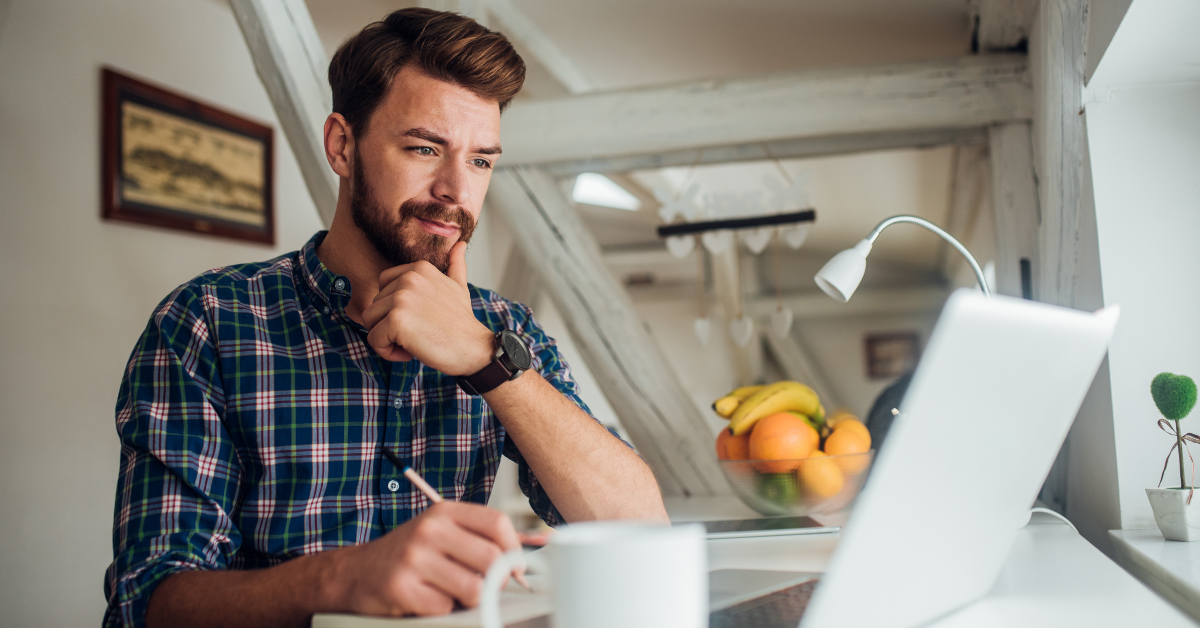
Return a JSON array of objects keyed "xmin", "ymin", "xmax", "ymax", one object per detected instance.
[
  {"xmin": 334, "ymin": 279, "xmax": 346, "ymax": 291},
  {"xmin": 322, "ymin": 306, "xmax": 331, "ymax": 316},
  {"xmin": 387, "ymin": 479, "xmax": 400, "ymax": 492},
  {"xmin": 393, "ymin": 397, "xmax": 402, "ymax": 409}
]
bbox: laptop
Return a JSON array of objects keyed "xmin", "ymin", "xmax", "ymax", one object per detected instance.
[{"xmin": 710, "ymin": 290, "xmax": 1119, "ymax": 628}]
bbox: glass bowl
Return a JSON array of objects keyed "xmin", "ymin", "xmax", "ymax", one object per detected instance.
[{"xmin": 718, "ymin": 451, "xmax": 875, "ymax": 517}]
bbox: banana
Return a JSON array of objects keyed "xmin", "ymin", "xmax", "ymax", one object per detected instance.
[
  {"xmin": 710, "ymin": 385, "xmax": 767, "ymax": 418},
  {"xmin": 711, "ymin": 396, "xmax": 741, "ymax": 418},
  {"xmin": 729, "ymin": 381, "xmax": 820, "ymax": 436}
]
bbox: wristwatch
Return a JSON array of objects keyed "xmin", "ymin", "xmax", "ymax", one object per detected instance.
[{"xmin": 457, "ymin": 329, "xmax": 532, "ymax": 395}]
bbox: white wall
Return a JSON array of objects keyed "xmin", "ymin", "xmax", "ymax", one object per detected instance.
[
  {"xmin": 0, "ymin": 0, "xmax": 325, "ymax": 624},
  {"xmin": 1084, "ymin": 0, "xmax": 1200, "ymax": 530}
]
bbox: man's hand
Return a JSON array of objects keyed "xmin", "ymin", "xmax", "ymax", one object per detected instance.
[
  {"xmin": 362, "ymin": 241, "xmax": 494, "ymax": 374},
  {"xmin": 335, "ymin": 501, "xmax": 521, "ymax": 617},
  {"xmin": 145, "ymin": 502, "xmax": 522, "ymax": 627}
]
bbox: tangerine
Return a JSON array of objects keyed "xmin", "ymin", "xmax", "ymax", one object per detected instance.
[
  {"xmin": 830, "ymin": 418, "xmax": 871, "ymax": 447},
  {"xmin": 798, "ymin": 451, "xmax": 843, "ymax": 499},
  {"xmin": 823, "ymin": 427, "xmax": 871, "ymax": 474},
  {"xmin": 748, "ymin": 412, "xmax": 818, "ymax": 472},
  {"xmin": 715, "ymin": 428, "xmax": 750, "ymax": 460}
]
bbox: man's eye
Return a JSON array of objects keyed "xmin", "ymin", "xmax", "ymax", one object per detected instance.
[
  {"xmin": 472, "ymin": 159, "xmax": 492, "ymax": 169},
  {"xmin": 414, "ymin": 146, "xmax": 435, "ymax": 156}
]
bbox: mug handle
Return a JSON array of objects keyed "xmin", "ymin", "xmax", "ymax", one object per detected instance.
[{"xmin": 481, "ymin": 549, "xmax": 546, "ymax": 628}]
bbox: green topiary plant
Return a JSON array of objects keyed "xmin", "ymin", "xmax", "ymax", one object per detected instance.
[{"xmin": 1152, "ymin": 372, "xmax": 1199, "ymax": 490}]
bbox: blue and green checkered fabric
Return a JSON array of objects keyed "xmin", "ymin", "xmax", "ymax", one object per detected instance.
[{"xmin": 103, "ymin": 231, "xmax": 597, "ymax": 627}]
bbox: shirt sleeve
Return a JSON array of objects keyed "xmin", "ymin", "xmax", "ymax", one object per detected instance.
[
  {"xmin": 103, "ymin": 285, "xmax": 243, "ymax": 628},
  {"xmin": 498, "ymin": 301, "xmax": 635, "ymax": 527}
]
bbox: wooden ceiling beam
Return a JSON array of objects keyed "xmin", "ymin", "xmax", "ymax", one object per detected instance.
[
  {"xmin": 500, "ymin": 55, "xmax": 1031, "ymax": 167},
  {"xmin": 230, "ymin": 0, "xmax": 337, "ymax": 227},
  {"xmin": 541, "ymin": 127, "xmax": 988, "ymax": 177},
  {"xmin": 973, "ymin": 0, "xmax": 1040, "ymax": 52}
]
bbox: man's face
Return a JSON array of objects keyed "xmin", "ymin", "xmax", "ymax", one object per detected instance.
[{"xmin": 349, "ymin": 65, "xmax": 502, "ymax": 273}]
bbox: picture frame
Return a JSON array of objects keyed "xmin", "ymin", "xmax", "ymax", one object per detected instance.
[
  {"xmin": 101, "ymin": 67, "xmax": 275, "ymax": 244},
  {"xmin": 864, "ymin": 332, "xmax": 921, "ymax": 379}
]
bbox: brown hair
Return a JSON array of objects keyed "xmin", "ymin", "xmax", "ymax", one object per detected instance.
[{"xmin": 329, "ymin": 7, "xmax": 525, "ymax": 136}]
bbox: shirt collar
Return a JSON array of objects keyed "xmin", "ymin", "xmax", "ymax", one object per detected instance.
[{"xmin": 297, "ymin": 231, "xmax": 353, "ymax": 314}]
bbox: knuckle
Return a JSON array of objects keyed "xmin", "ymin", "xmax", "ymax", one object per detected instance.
[{"xmin": 458, "ymin": 576, "xmax": 483, "ymax": 608}]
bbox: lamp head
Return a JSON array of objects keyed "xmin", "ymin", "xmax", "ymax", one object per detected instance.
[{"xmin": 814, "ymin": 239, "xmax": 873, "ymax": 302}]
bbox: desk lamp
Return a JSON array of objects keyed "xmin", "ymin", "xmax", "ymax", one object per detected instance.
[{"xmin": 814, "ymin": 215, "xmax": 991, "ymax": 302}]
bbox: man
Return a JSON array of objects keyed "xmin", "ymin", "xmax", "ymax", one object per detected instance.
[{"xmin": 104, "ymin": 9, "xmax": 668, "ymax": 627}]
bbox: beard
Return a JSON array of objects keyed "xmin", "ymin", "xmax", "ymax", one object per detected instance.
[{"xmin": 350, "ymin": 147, "xmax": 477, "ymax": 274}]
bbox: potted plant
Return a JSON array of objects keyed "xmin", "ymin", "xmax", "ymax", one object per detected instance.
[{"xmin": 1146, "ymin": 372, "xmax": 1200, "ymax": 541}]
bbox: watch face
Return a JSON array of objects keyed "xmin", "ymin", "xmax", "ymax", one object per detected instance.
[{"xmin": 499, "ymin": 330, "xmax": 532, "ymax": 371}]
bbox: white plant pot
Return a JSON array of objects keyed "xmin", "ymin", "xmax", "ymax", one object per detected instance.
[{"xmin": 1146, "ymin": 488, "xmax": 1200, "ymax": 541}]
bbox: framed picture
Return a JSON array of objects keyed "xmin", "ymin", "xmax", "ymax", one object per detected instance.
[
  {"xmin": 864, "ymin": 332, "xmax": 921, "ymax": 379},
  {"xmin": 102, "ymin": 67, "xmax": 274, "ymax": 244}
]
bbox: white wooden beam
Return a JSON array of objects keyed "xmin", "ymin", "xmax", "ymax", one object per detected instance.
[
  {"xmin": 500, "ymin": 55, "xmax": 1031, "ymax": 167},
  {"xmin": 938, "ymin": 144, "xmax": 991, "ymax": 281},
  {"xmin": 486, "ymin": 166, "xmax": 730, "ymax": 498},
  {"xmin": 487, "ymin": 0, "xmax": 598, "ymax": 95},
  {"xmin": 974, "ymin": 0, "xmax": 1040, "ymax": 52},
  {"xmin": 541, "ymin": 127, "xmax": 989, "ymax": 177},
  {"xmin": 230, "ymin": 0, "xmax": 337, "ymax": 227},
  {"xmin": 496, "ymin": 246, "xmax": 543, "ymax": 310},
  {"xmin": 989, "ymin": 122, "xmax": 1041, "ymax": 299},
  {"xmin": 710, "ymin": 247, "xmax": 760, "ymax": 387},
  {"xmin": 762, "ymin": 331, "xmax": 844, "ymax": 412},
  {"xmin": 1030, "ymin": 0, "xmax": 1088, "ymax": 308}
]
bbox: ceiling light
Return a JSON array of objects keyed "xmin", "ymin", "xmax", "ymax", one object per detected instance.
[{"xmin": 572, "ymin": 173, "xmax": 642, "ymax": 211}]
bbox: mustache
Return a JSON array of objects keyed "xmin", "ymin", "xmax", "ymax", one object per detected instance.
[{"xmin": 401, "ymin": 200, "xmax": 477, "ymax": 243}]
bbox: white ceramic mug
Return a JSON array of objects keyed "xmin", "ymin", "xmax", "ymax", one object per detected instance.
[{"xmin": 482, "ymin": 522, "xmax": 707, "ymax": 628}]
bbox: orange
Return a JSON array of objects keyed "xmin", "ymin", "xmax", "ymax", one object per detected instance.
[
  {"xmin": 748, "ymin": 412, "xmax": 819, "ymax": 473},
  {"xmin": 830, "ymin": 418, "xmax": 871, "ymax": 447},
  {"xmin": 715, "ymin": 428, "xmax": 750, "ymax": 461},
  {"xmin": 823, "ymin": 427, "xmax": 871, "ymax": 474},
  {"xmin": 798, "ymin": 451, "xmax": 844, "ymax": 499}
]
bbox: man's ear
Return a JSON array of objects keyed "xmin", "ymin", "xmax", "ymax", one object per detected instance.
[{"xmin": 323, "ymin": 113, "xmax": 354, "ymax": 180}]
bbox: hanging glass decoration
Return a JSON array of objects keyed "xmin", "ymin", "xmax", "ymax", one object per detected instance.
[
  {"xmin": 727, "ymin": 244, "xmax": 755, "ymax": 348},
  {"xmin": 770, "ymin": 231, "xmax": 794, "ymax": 338},
  {"xmin": 665, "ymin": 234, "xmax": 695, "ymax": 259},
  {"xmin": 741, "ymin": 226, "xmax": 773, "ymax": 255},
  {"xmin": 701, "ymin": 229, "xmax": 734, "ymax": 255},
  {"xmin": 693, "ymin": 244, "xmax": 711, "ymax": 346}
]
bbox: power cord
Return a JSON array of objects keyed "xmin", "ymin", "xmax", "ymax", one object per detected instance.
[{"xmin": 1026, "ymin": 507, "xmax": 1079, "ymax": 534}]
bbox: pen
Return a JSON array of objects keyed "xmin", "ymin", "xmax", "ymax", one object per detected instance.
[{"xmin": 381, "ymin": 445, "xmax": 531, "ymax": 591}]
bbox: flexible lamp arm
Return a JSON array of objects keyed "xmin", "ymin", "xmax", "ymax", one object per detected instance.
[
  {"xmin": 866, "ymin": 215, "xmax": 990, "ymax": 298},
  {"xmin": 814, "ymin": 214, "xmax": 991, "ymax": 303}
]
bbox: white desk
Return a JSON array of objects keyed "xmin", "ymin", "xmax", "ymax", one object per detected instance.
[
  {"xmin": 668, "ymin": 496, "xmax": 1198, "ymax": 627},
  {"xmin": 315, "ymin": 500, "xmax": 1197, "ymax": 627},
  {"xmin": 1110, "ymin": 528, "xmax": 1200, "ymax": 623}
]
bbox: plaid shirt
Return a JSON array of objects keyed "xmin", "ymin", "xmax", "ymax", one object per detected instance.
[{"xmin": 104, "ymin": 231, "xmax": 599, "ymax": 627}]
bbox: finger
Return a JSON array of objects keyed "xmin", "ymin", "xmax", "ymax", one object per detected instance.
[
  {"xmin": 437, "ymin": 522, "xmax": 506, "ymax": 575},
  {"xmin": 398, "ymin": 579, "xmax": 456, "ymax": 617},
  {"xmin": 379, "ymin": 262, "xmax": 425, "ymax": 289},
  {"xmin": 361, "ymin": 296, "xmax": 393, "ymax": 330},
  {"xmin": 447, "ymin": 241, "xmax": 468, "ymax": 290},
  {"xmin": 365, "ymin": 319, "xmax": 413, "ymax": 362},
  {"xmin": 439, "ymin": 503, "xmax": 521, "ymax": 552},
  {"xmin": 421, "ymin": 552, "xmax": 486, "ymax": 609},
  {"xmin": 518, "ymin": 530, "xmax": 555, "ymax": 547}
]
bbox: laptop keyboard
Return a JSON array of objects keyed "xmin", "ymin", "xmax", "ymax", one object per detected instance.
[{"xmin": 709, "ymin": 579, "xmax": 818, "ymax": 628}]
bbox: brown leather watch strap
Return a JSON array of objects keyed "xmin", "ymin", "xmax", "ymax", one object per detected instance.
[{"xmin": 457, "ymin": 355, "xmax": 513, "ymax": 395}]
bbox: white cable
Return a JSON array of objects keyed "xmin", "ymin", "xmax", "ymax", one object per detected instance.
[{"xmin": 1027, "ymin": 507, "xmax": 1079, "ymax": 534}]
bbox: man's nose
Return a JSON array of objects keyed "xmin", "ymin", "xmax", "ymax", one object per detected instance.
[{"xmin": 430, "ymin": 159, "xmax": 471, "ymax": 206}]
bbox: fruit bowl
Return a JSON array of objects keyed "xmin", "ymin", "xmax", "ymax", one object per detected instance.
[{"xmin": 718, "ymin": 451, "xmax": 875, "ymax": 517}]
